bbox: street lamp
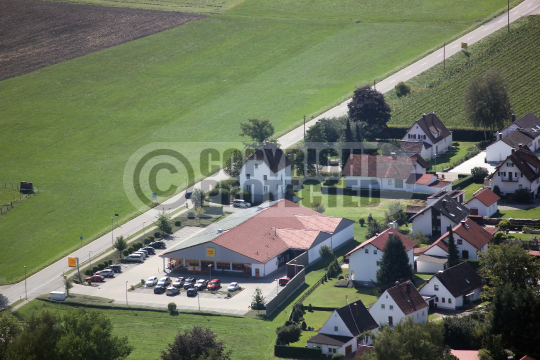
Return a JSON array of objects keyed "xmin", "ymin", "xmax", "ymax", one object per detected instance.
[
  {"xmin": 143, "ymin": 222, "xmax": 146, "ymax": 239},
  {"xmin": 89, "ymin": 251, "xmax": 92, "ymax": 272},
  {"xmin": 111, "ymin": 216, "xmax": 114, "ymax": 246},
  {"xmin": 208, "ymin": 264, "xmax": 212, "ymax": 281},
  {"xmin": 434, "ymin": 153, "xmax": 437, "ymax": 174},
  {"xmin": 275, "ymin": 279, "xmax": 279, "ymax": 294},
  {"xmin": 126, "ymin": 281, "xmax": 128, "ymax": 305},
  {"xmin": 24, "ymin": 266, "xmax": 27, "ymax": 300},
  {"xmin": 197, "ymin": 289, "xmax": 200, "ymax": 311}
]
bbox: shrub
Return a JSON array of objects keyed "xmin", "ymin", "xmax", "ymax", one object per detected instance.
[
  {"xmin": 130, "ymin": 285, "xmax": 135, "ymax": 291},
  {"xmin": 301, "ymin": 321, "xmax": 307, "ymax": 331},
  {"xmin": 168, "ymin": 302, "xmax": 177, "ymax": 313},
  {"xmin": 498, "ymin": 219, "xmax": 511, "ymax": 232},
  {"xmin": 338, "ymin": 275, "xmax": 344, "ymax": 280},
  {"xmin": 471, "ymin": 167, "xmax": 489, "ymax": 183},
  {"xmin": 134, "ymin": 242, "xmax": 143, "ymax": 250},
  {"xmin": 154, "ymin": 232, "xmax": 161, "ymax": 238},
  {"xmin": 395, "ymin": 81, "xmax": 411, "ymax": 97},
  {"xmin": 127, "ymin": 246, "xmax": 135, "ymax": 253},
  {"xmin": 332, "ymin": 354, "xmax": 345, "ymax": 360},
  {"xmin": 97, "ymin": 263, "xmax": 105, "ymax": 270},
  {"xmin": 263, "ymin": 192, "xmax": 274, "ymax": 202},
  {"xmin": 123, "ymin": 250, "xmax": 129, "ymax": 256},
  {"xmin": 319, "ymin": 245, "xmax": 334, "ymax": 260},
  {"xmin": 85, "ymin": 269, "xmax": 92, "ymax": 276},
  {"xmin": 311, "ymin": 200, "xmax": 325, "ymax": 213},
  {"xmin": 409, "ymin": 230, "xmax": 430, "ymax": 245},
  {"xmin": 492, "ymin": 185, "xmax": 501, "ymax": 196},
  {"xmin": 87, "ymin": 280, "xmax": 92, "ymax": 285},
  {"xmin": 308, "ymin": 304, "xmax": 313, "ymax": 312},
  {"xmin": 493, "ymin": 232, "xmax": 506, "ymax": 245},
  {"xmin": 514, "ymin": 188, "xmax": 532, "ymax": 204},
  {"xmin": 174, "ymin": 220, "xmax": 181, "ymax": 227},
  {"xmin": 148, "ymin": 236, "xmax": 154, "ymax": 241},
  {"xmin": 276, "ymin": 324, "xmax": 302, "ymax": 345},
  {"xmin": 108, "ymin": 259, "xmax": 113, "ymax": 265},
  {"xmin": 144, "ymin": 237, "xmax": 151, "ymax": 245},
  {"xmin": 359, "ymin": 218, "xmax": 365, "ymax": 227},
  {"xmin": 187, "ymin": 211, "xmax": 195, "ymax": 219},
  {"xmin": 453, "ymin": 142, "xmax": 460, "ymax": 147},
  {"xmin": 453, "ymin": 175, "xmax": 474, "ymax": 190},
  {"xmin": 334, "ymin": 279, "xmax": 349, "ymax": 287},
  {"xmin": 226, "ymin": 292, "xmax": 231, "ymax": 298},
  {"xmin": 92, "ymin": 266, "xmax": 99, "ymax": 273}
]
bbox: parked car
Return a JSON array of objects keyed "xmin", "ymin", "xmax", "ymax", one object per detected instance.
[
  {"xmin": 124, "ymin": 253, "xmax": 143, "ymax": 263},
  {"xmin": 194, "ymin": 279, "xmax": 208, "ymax": 290},
  {"xmin": 146, "ymin": 276, "xmax": 158, "ymax": 287},
  {"xmin": 279, "ymin": 277, "xmax": 290, "ymax": 286},
  {"xmin": 157, "ymin": 277, "xmax": 172, "ymax": 287},
  {"xmin": 251, "ymin": 302, "xmax": 266, "ymax": 310},
  {"xmin": 207, "ymin": 279, "xmax": 221, "ymax": 290},
  {"xmin": 232, "ymin": 199, "xmax": 251, "ymax": 208},
  {"xmin": 154, "ymin": 285, "xmax": 166, "ymax": 294},
  {"xmin": 166, "ymin": 286, "xmax": 180, "ymax": 296},
  {"xmin": 186, "ymin": 288, "xmax": 198, "ymax": 297},
  {"xmin": 136, "ymin": 249, "xmax": 149, "ymax": 257},
  {"xmin": 142, "ymin": 247, "xmax": 155, "ymax": 255},
  {"xmin": 172, "ymin": 277, "xmax": 185, "ymax": 288},
  {"xmin": 185, "ymin": 191, "xmax": 193, "ymax": 199},
  {"xmin": 149, "ymin": 241, "xmax": 166, "ymax": 249},
  {"xmin": 227, "ymin": 282, "xmax": 239, "ymax": 292},
  {"xmin": 96, "ymin": 269, "xmax": 114, "ymax": 278},
  {"xmin": 183, "ymin": 278, "xmax": 196, "ymax": 290},
  {"xmin": 107, "ymin": 264, "xmax": 122, "ymax": 273},
  {"xmin": 85, "ymin": 275, "xmax": 104, "ymax": 282}
]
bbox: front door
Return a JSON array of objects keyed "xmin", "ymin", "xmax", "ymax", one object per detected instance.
[
  {"xmin": 509, "ymin": 172, "xmax": 513, "ymax": 181},
  {"xmin": 245, "ymin": 266, "xmax": 251, "ymax": 277},
  {"xmin": 388, "ymin": 316, "xmax": 393, "ymax": 326},
  {"xmin": 345, "ymin": 345, "xmax": 352, "ymax": 355},
  {"xmin": 255, "ymin": 268, "xmax": 260, "ymax": 278},
  {"xmin": 462, "ymin": 250, "xmax": 469, "ymax": 259}
]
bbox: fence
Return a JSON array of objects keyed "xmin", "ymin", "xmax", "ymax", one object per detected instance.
[
  {"xmin": 287, "ymin": 252, "xmax": 308, "ymax": 278},
  {"xmin": 1, "ymin": 182, "xmax": 39, "ymax": 215},
  {"xmin": 266, "ymin": 268, "xmax": 305, "ymax": 317},
  {"xmin": 288, "ymin": 274, "xmax": 326, "ymax": 321}
]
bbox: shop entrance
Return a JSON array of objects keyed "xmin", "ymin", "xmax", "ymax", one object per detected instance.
[{"xmin": 245, "ymin": 266, "xmax": 252, "ymax": 277}]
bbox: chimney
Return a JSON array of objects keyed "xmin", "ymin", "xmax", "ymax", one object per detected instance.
[
  {"xmin": 406, "ymin": 281, "xmax": 410, "ymax": 294},
  {"xmin": 391, "ymin": 152, "xmax": 397, "ymax": 160},
  {"xmin": 518, "ymin": 143, "xmax": 523, "ymax": 149},
  {"xmin": 498, "ymin": 132, "xmax": 502, "ymax": 140},
  {"xmin": 217, "ymin": 229, "xmax": 223, "ymax": 233},
  {"xmin": 354, "ymin": 303, "xmax": 358, "ymax": 317},
  {"xmin": 395, "ymin": 281, "xmax": 399, "ymax": 285},
  {"xmin": 461, "ymin": 220, "xmax": 465, "ymax": 225},
  {"xmin": 512, "ymin": 114, "xmax": 516, "ymax": 122}
]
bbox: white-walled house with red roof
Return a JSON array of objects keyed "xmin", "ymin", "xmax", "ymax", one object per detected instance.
[
  {"xmin": 465, "ymin": 188, "xmax": 500, "ymax": 217},
  {"xmin": 345, "ymin": 229, "xmax": 416, "ymax": 286},
  {"xmin": 160, "ymin": 199, "xmax": 354, "ymax": 278}
]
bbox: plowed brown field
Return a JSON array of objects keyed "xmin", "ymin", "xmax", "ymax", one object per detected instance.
[{"xmin": 0, "ymin": 0, "xmax": 205, "ymax": 81}]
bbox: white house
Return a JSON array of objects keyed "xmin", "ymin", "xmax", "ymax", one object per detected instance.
[
  {"xmin": 369, "ymin": 280, "xmax": 429, "ymax": 327},
  {"xmin": 345, "ymin": 228, "xmax": 416, "ymax": 286},
  {"xmin": 239, "ymin": 142, "xmax": 292, "ymax": 204},
  {"xmin": 414, "ymin": 238, "xmax": 450, "ymax": 274},
  {"xmin": 485, "ymin": 145, "xmax": 540, "ymax": 198},
  {"xmin": 419, "ymin": 262, "xmax": 482, "ymax": 310},
  {"xmin": 400, "ymin": 112, "xmax": 453, "ymax": 159},
  {"xmin": 341, "ymin": 153, "xmax": 451, "ymax": 194},
  {"xmin": 465, "ymin": 188, "xmax": 500, "ymax": 217},
  {"xmin": 307, "ymin": 300, "xmax": 378, "ymax": 357},
  {"xmin": 486, "ymin": 113, "xmax": 540, "ymax": 163},
  {"xmin": 410, "ymin": 194, "xmax": 470, "ymax": 237}
]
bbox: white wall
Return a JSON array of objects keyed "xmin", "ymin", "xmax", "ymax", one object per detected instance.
[
  {"xmin": 308, "ymin": 237, "xmax": 332, "ymax": 265},
  {"xmin": 490, "ymin": 159, "xmax": 538, "ymax": 197},
  {"xmin": 412, "ymin": 210, "xmax": 432, "ymax": 235},
  {"xmin": 419, "ymin": 276, "xmax": 481, "ymax": 310},
  {"xmin": 320, "ymin": 310, "xmax": 354, "ymax": 337},
  {"xmin": 349, "ymin": 244, "xmax": 382, "ymax": 285},
  {"xmin": 415, "ymin": 182, "xmax": 452, "ymax": 194},
  {"xmin": 424, "ymin": 245, "xmax": 448, "ymax": 257},
  {"xmin": 369, "ymin": 290, "xmax": 428, "ymax": 326},
  {"xmin": 332, "ymin": 223, "xmax": 354, "ymax": 249},
  {"xmin": 417, "ymin": 261, "xmax": 444, "ymax": 274},
  {"xmin": 345, "ymin": 176, "xmax": 413, "ymax": 192},
  {"xmin": 466, "ymin": 198, "xmax": 498, "ymax": 217},
  {"xmin": 239, "ymin": 160, "xmax": 291, "ymax": 202},
  {"xmin": 486, "ymin": 141, "xmax": 514, "ymax": 163}
]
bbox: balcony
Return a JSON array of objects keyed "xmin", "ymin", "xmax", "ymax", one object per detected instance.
[{"xmin": 501, "ymin": 178, "xmax": 518, "ymax": 182}]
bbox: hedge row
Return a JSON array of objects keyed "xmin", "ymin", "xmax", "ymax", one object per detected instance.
[
  {"xmin": 452, "ymin": 175, "xmax": 474, "ymax": 190},
  {"xmin": 274, "ymin": 345, "xmax": 322, "ymax": 359},
  {"xmin": 386, "ymin": 126, "xmax": 487, "ymax": 142},
  {"xmin": 321, "ymin": 187, "xmax": 431, "ymax": 200}
]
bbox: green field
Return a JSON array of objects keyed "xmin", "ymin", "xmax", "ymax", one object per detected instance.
[
  {"xmin": 429, "ymin": 142, "xmax": 477, "ymax": 171},
  {"xmin": 45, "ymin": 0, "xmax": 243, "ymax": 13},
  {"xmin": 0, "ymin": 0, "xmax": 510, "ymax": 282},
  {"xmin": 461, "ymin": 182, "xmax": 484, "ymax": 201},
  {"xmin": 388, "ymin": 16, "xmax": 540, "ymax": 128}
]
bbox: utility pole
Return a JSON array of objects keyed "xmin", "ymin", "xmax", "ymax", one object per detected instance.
[
  {"xmin": 24, "ymin": 266, "xmax": 27, "ymax": 300},
  {"xmin": 508, "ymin": 0, "xmax": 510, "ymax": 33},
  {"xmin": 111, "ymin": 216, "xmax": 114, "ymax": 246},
  {"xmin": 303, "ymin": 115, "xmax": 306, "ymax": 139},
  {"xmin": 126, "ymin": 281, "xmax": 128, "ymax": 305},
  {"xmin": 373, "ymin": 80, "xmax": 376, "ymax": 90},
  {"xmin": 443, "ymin": 43, "xmax": 446, "ymax": 70}
]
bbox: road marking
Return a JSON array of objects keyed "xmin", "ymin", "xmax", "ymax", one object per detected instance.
[
  {"xmin": 453, "ymin": 45, "xmax": 458, "ymax": 48},
  {"xmin": 437, "ymin": 54, "xmax": 442, "ymax": 57},
  {"xmin": 288, "ymin": 134, "xmax": 297, "ymax": 139},
  {"xmin": 467, "ymin": 36, "xmax": 473, "ymax": 40},
  {"xmin": 421, "ymin": 62, "xmax": 427, "ymax": 66},
  {"xmin": 389, "ymin": 80, "xmax": 395, "ymax": 84},
  {"xmin": 405, "ymin": 71, "xmax": 411, "ymax": 75},
  {"xmin": 499, "ymin": 19, "xmax": 504, "ymax": 23},
  {"xmin": 483, "ymin": 25, "xmax": 493, "ymax": 31},
  {"xmin": 512, "ymin": 10, "xmax": 519, "ymax": 14}
]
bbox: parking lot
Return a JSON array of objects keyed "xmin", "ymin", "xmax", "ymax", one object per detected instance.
[{"xmin": 71, "ymin": 225, "xmax": 286, "ymax": 315}]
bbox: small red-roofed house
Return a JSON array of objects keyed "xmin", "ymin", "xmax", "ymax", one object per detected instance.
[
  {"xmin": 437, "ymin": 218, "xmax": 495, "ymax": 260},
  {"xmin": 451, "ymin": 350, "xmax": 479, "ymax": 360},
  {"xmin": 345, "ymin": 228, "xmax": 416, "ymax": 286},
  {"xmin": 520, "ymin": 356, "xmax": 537, "ymax": 360},
  {"xmin": 465, "ymin": 188, "xmax": 500, "ymax": 217}
]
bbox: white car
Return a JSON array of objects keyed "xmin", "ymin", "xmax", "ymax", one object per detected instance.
[
  {"xmin": 157, "ymin": 277, "xmax": 172, "ymax": 287},
  {"xmin": 227, "ymin": 282, "xmax": 239, "ymax": 292},
  {"xmin": 134, "ymin": 250, "xmax": 147, "ymax": 259},
  {"xmin": 146, "ymin": 276, "xmax": 158, "ymax": 287},
  {"xmin": 232, "ymin": 199, "xmax": 251, "ymax": 208}
]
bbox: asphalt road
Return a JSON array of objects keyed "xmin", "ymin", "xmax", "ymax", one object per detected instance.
[{"xmin": 4, "ymin": 0, "xmax": 540, "ymax": 308}]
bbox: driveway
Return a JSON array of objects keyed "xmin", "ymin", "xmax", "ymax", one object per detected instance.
[{"xmin": 447, "ymin": 151, "xmax": 497, "ymax": 176}]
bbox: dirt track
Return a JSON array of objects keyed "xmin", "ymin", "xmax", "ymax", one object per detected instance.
[{"xmin": 0, "ymin": 0, "xmax": 205, "ymax": 81}]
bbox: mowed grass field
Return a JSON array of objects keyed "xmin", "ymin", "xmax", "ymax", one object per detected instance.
[
  {"xmin": 387, "ymin": 16, "xmax": 540, "ymax": 128},
  {"xmin": 0, "ymin": 0, "xmax": 508, "ymax": 283}
]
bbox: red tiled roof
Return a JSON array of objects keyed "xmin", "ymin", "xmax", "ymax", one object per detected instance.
[
  {"xmin": 409, "ymin": 153, "xmax": 430, "ymax": 169},
  {"xmin": 275, "ymin": 229, "xmax": 320, "ymax": 250},
  {"xmin": 386, "ymin": 280, "xmax": 428, "ymax": 315},
  {"xmin": 429, "ymin": 180, "xmax": 452, "ymax": 188},
  {"xmin": 451, "ymin": 350, "xmax": 479, "ymax": 360},
  {"xmin": 342, "ymin": 154, "xmax": 415, "ymax": 179},
  {"xmin": 295, "ymin": 215, "xmax": 342, "ymax": 234},
  {"xmin": 415, "ymin": 174, "xmax": 434, "ymax": 185},
  {"xmin": 528, "ymin": 250, "xmax": 540, "ymax": 257},
  {"xmin": 212, "ymin": 199, "xmax": 348, "ymax": 263},
  {"xmin": 466, "ymin": 188, "xmax": 500, "ymax": 207},
  {"xmin": 415, "ymin": 238, "xmax": 449, "ymax": 255},
  {"xmin": 436, "ymin": 218, "xmax": 493, "ymax": 250},
  {"xmin": 484, "ymin": 226, "xmax": 499, "ymax": 235},
  {"xmin": 520, "ymin": 355, "xmax": 537, "ymax": 360},
  {"xmin": 346, "ymin": 228, "xmax": 417, "ymax": 256}
]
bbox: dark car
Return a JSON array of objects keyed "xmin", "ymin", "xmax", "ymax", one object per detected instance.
[
  {"xmin": 107, "ymin": 264, "xmax": 122, "ymax": 273},
  {"xmin": 186, "ymin": 288, "xmax": 198, "ymax": 297},
  {"xmin": 185, "ymin": 191, "xmax": 193, "ymax": 199},
  {"xmin": 149, "ymin": 241, "xmax": 166, "ymax": 249},
  {"xmin": 142, "ymin": 247, "xmax": 155, "ymax": 255},
  {"xmin": 183, "ymin": 278, "xmax": 196, "ymax": 290},
  {"xmin": 154, "ymin": 285, "xmax": 166, "ymax": 294}
]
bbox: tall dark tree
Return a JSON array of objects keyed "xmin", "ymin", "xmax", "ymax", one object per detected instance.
[
  {"xmin": 345, "ymin": 119, "xmax": 355, "ymax": 143},
  {"xmin": 305, "ymin": 122, "xmax": 327, "ymax": 143},
  {"xmin": 446, "ymin": 229, "xmax": 460, "ymax": 267},
  {"xmin": 375, "ymin": 233, "xmax": 413, "ymax": 287},
  {"xmin": 223, "ymin": 149, "xmax": 244, "ymax": 178},
  {"xmin": 161, "ymin": 327, "xmax": 231, "ymax": 360},
  {"xmin": 239, "ymin": 119, "xmax": 274, "ymax": 146},
  {"xmin": 347, "ymin": 85, "xmax": 391, "ymax": 140},
  {"xmin": 464, "ymin": 68, "xmax": 512, "ymax": 140},
  {"xmin": 355, "ymin": 122, "xmax": 362, "ymax": 142},
  {"xmin": 155, "ymin": 210, "xmax": 172, "ymax": 236},
  {"xmin": 114, "ymin": 236, "xmax": 128, "ymax": 260}
]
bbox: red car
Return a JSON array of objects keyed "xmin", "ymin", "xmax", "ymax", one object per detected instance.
[
  {"xmin": 85, "ymin": 275, "xmax": 105, "ymax": 282},
  {"xmin": 207, "ymin": 279, "xmax": 221, "ymax": 290},
  {"xmin": 278, "ymin": 277, "xmax": 290, "ymax": 286}
]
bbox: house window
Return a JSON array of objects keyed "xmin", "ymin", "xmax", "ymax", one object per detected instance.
[
  {"xmin": 246, "ymin": 174, "xmax": 251, "ymax": 179},
  {"xmin": 448, "ymin": 298, "xmax": 452, "ymax": 304},
  {"xmin": 365, "ymin": 249, "xmax": 369, "ymax": 254},
  {"xmin": 434, "ymin": 285, "xmax": 439, "ymax": 291},
  {"xmin": 255, "ymin": 164, "xmax": 258, "ymax": 169},
  {"xmin": 264, "ymin": 185, "xmax": 269, "ymax": 192},
  {"xmin": 245, "ymin": 185, "xmax": 251, "ymax": 193},
  {"xmin": 442, "ymin": 298, "xmax": 446, "ymax": 303},
  {"xmin": 422, "ymin": 311, "xmax": 424, "ymax": 316},
  {"xmin": 388, "ymin": 179, "xmax": 393, "ymax": 185},
  {"xmin": 373, "ymin": 249, "xmax": 377, "ymax": 254},
  {"xmin": 508, "ymin": 163, "xmax": 514, "ymax": 167},
  {"xmin": 334, "ymin": 326, "xmax": 338, "ymax": 331},
  {"xmin": 381, "ymin": 304, "xmax": 385, "ymax": 309},
  {"xmin": 389, "ymin": 305, "xmax": 393, "ymax": 310},
  {"xmin": 457, "ymin": 239, "xmax": 463, "ymax": 245},
  {"xmin": 436, "ymin": 297, "xmax": 439, "ymax": 302},
  {"xmin": 330, "ymin": 348, "xmax": 337, "ymax": 354},
  {"xmin": 395, "ymin": 179, "xmax": 404, "ymax": 188},
  {"xmin": 263, "ymin": 175, "xmax": 267, "ymax": 180}
]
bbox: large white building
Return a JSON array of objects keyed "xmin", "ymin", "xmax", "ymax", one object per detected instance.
[
  {"xmin": 345, "ymin": 228, "xmax": 416, "ymax": 286},
  {"xmin": 410, "ymin": 194, "xmax": 470, "ymax": 237},
  {"xmin": 239, "ymin": 142, "xmax": 292, "ymax": 204},
  {"xmin": 369, "ymin": 281, "xmax": 428, "ymax": 327},
  {"xmin": 160, "ymin": 199, "xmax": 354, "ymax": 278},
  {"xmin": 485, "ymin": 145, "xmax": 540, "ymax": 198},
  {"xmin": 307, "ymin": 300, "xmax": 378, "ymax": 357},
  {"xmin": 485, "ymin": 113, "xmax": 540, "ymax": 163},
  {"xmin": 399, "ymin": 112, "xmax": 453, "ymax": 159}
]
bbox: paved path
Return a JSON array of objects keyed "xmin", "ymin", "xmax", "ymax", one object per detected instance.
[
  {"xmin": 448, "ymin": 151, "xmax": 497, "ymax": 176},
  {"xmin": 4, "ymin": 0, "xmax": 540, "ymax": 308}
]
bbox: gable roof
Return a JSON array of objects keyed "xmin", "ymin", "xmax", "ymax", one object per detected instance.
[
  {"xmin": 500, "ymin": 113, "xmax": 540, "ymax": 137},
  {"xmin": 487, "ymin": 145, "xmax": 540, "ymax": 183},
  {"xmin": 500, "ymin": 128, "xmax": 536, "ymax": 148},
  {"xmin": 341, "ymin": 154, "xmax": 415, "ymax": 179},
  {"xmin": 428, "ymin": 189, "xmax": 466, "ymax": 202},
  {"xmin": 306, "ymin": 333, "xmax": 352, "ymax": 346},
  {"xmin": 399, "ymin": 141, "xmax": 432, "ymax": 154},
  {"xmin": 433, "ymin": 262, "xmax": 482, "ymax": 298},
  {"xmin": 335, "ymin": 299, "xmax": 379, "ymax": 336},
  {"xmin": 416, "ymin": 254, "xmax": 448, "ymax": 264},
  {"xmin": 414, "ymin": 238, "xmax": 449, "ymax": 255},
  {"xmin": 520, "ymin": 356, "xmax": 537, "ymax": 360},
  {"xmin": 411, "ymin": 112, "xmax": 451, "ymax": 143},
  {"xmin": 346, "ymin": 228, "xmax": 417, "ymax": 256},
  {"xmin": 466, "ymin": 188, "xmax": 500, "ymax": 207},
  {"xmin": 386, "ymin": 280, "xmax": 428, "ymax": 315},
  {"xmin": 409, "ymin": 153, "xmax": 430, "ymax": 169},
  {"xmin": 246, "ymin": 142, "xmax": 292, "ymax": 173},
  {"xmin": 436, "ymin": 218, "xmax": 493, "ymax": 250},
  {"xmin": 410, "ymin": 194, "xmax": 470, "ymax": 223}
]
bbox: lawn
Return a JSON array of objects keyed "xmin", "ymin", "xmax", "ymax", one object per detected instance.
[
  {"xmin": 495, "ymin": 207, "xmax": 540, "ymax": 220},
  {"xmin": 0, "ymin": 0, "xmax": 510, "ymax": 282},
  {"xmin": 461, "ymin": 182, "xmax": 484, "ymax": 201},
  {"xmin": 46, "ymin": 0, "xmax": 243, "ymax": 13},
  {"xmin": 303, "ymin": 281, "xmax": 379, "ymax": 309},
  {"xmin": 429, "ymin": 142, "xmax": 477, "ymax": 172},
  {"xmin": 387, "ymin": 16, "xmax": 540, "ymax": 128}
]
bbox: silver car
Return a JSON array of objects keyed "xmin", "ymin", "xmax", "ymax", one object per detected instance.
[
  {"xmin": 166, "ymin": 286, "xmax": 180, "ymax": 296},
  {"xmin": 146, "ymin": 276, "xmax": 158, "ymax": 287},
  {"xmin": 232, "ymin": 199, "xmax": 251, "ymax": 208}
]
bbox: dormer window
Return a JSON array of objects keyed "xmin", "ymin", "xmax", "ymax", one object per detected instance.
[
  {"xmin": 334, "ymin": 326, "xmax": 338, "ymax": 331},
  {"xmin": 508, "ymin": 162, "xmax": 514, "ymax": 167},
  {"xmin": 263, "ymin": 175, "xmax": 267, "ymax": 180}
]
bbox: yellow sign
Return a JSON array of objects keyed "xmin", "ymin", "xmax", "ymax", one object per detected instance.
[
  {"xmin": 68, "ymin": 257, "xmax": 77, "ymax": 267},
  {"xmin": 206, "ymin": 248, "xmax": 215, "ymax": 257},
  {"xmin": 461, "ymin": 42, "xmax": 468, "ymax": 49}
]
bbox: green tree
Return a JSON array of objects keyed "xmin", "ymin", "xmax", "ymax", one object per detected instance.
[
  {"xmin": 497, "ymin": 219, "xmax": 510, "ymax": 233},
  {"xmin": 331, "ymin": 354, "xmax": 345, "ymax": 360},
  {"xmin": 471, "ymin": 167, "xmax": 489, "ymax": 183},
  {"xmin": 155, "ymin": 210, "xmax": 172, "ymax": 237},
  {"xmin": 442, "ymin": 313, "xmax": 484, "ymax": 350},
  {"xmin": 276, "ymin": 324, "xmax": 301, "ymax": 345},
  {"xmin": 251, "ymin": 287, "xmax": 265, "ymax": 313},
  {"xmin": 375, "ymin": 233, "xmax": 413, "ymax": 288},
  {"xmin": 168, "ymin": 302, "xmax": 177, "ymax": 314},
  {"xmin": 114, "ymin": 236, "xmax": 128, "ymax": 260},
  {"xmin": 0, "ymin": 311, "xmax": 21, "ymax": 359},
  {"xmin": 409, "ymin": 231, "xmax": 430, "ymax": 246},
  {"xmin": 160, "ymin": 326, "xmax": 231, "ymax": 360},
  {"xmin": 478, "ymin": 334, "xmax": 514, "ymax": 360},
  {"xmin": 305, "ymin": 122, "xmax": 327, "ymax": 143},
  {"xmin": 394, "ymin": 81, "xmax": 411, "ymax": 97},
  {"xmin": 366, "ymin": 217, "xmax": 385, "ymax": 239},
  {"xmin": 345, "ymin": 119, "xmax": 354, "ymax": 143},
  {"xmin": 492, "ymin": 185, "xmax": 501, "ymax": 196},
  {"xmin": 347, "ymin": 85, "xmax": 391, "ymax": 140},
  {"xmin": 239, "ymin": 118, "xmax": 274, "ymax": 146},
  {"xmin": 384, "ymin": 201, "xmax": 407, "ymax": 226},
  {"xmin": 191, "ymin": 188, "xmax": 205, "ymax": 210},
  {"xmin": 359, "ymin": 218, "xmax": 365, "ymax": 227},
  {"xmin": 446, "ymin": 229, "xmax": 461, "ymax": 268},
  {"xmin": 464, "ymin": 68, "xmax": 512, "ymax": 140},
  {"xmin": 223, "ymin": 149, "xmax": 244, "ymax": 178},
  {"xmin": 319, "ymin": 245, "xmax": 334, "ymax": 260},
  {"xmin": 63, "ymin": 277, "xmax": 73, "ymax": 297},
  {"xmin": 355, "ymin": 122, "xmax": 362, "ymax": 142}
]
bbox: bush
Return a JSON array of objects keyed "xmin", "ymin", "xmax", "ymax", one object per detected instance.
[
  {"xmin": 274, "ymin": 345, "xmax": 321, "ymax": 359},
  {"xmin": 471, "ymin": 167, "xmax": 489, "ymax": 183},
  {"xmin": 453, "ymin": 142, "xmax": 460, "ymax": 147},
  {"xmin": 308, "ymin": 304, "xmax": 313, "ymax": 312},
  {"xmin": 97, "ymin": 263, "xmax": 106, "ymax": 270},
  {"xmin": 493, "ymin": 232, "xmax": 506, "ymax": 245},
  {"xmin": 263, "ymin": 192, "xmax": 275, "ymax": 202},
  {"xmin": 226, "ymin": 292, "xmax": 231, "ymax": 298},
  {"xmin": 409, "ymin": 230, "xmax": 430, "ymax": 245},
  {"xmin": 144, "ymin": 237, "xmax": 151, "ymax": 245},
  {"xmin": 154, "ymin": 232, "xmax": 161, "ymax": 238},
  {"xmin": 85, "ymin": 269, "xmax": 92, "ymax": 276},
  {"xmin": 301, "ymin": 321, "xmax": 307, "ymax": 331},
  {"xmin": 141, "ymin": 279, "xmax": 145, "ymax": 285},
  {"xmin": 452, "ymin": 175, "xmax": 474, "ymax": 190},
  {"xmin": 92, "ymin": 266, "xmax": 99, "ymax": 273},
  {"xmin": 395, "ymin": 81, "xmax": 411, "ymax": 97},
  {"xmin": 108, "ymin": 259, "xmax": 113, "ymax": 265},
  {"xmin": 148, "ymin": 236, "xmax": 154, "ymax": 242},
  {"xmin": 334, "ymin": 279, "xmax": 349, "ymax": 287},
  {"xmin": 276, "ymin": 324, "xmax": 302, "ymax": 345},
  {"xmin": 174, "ymin": 220, "xmax": 181, "ymax": 227},
  {"xmin": 498, "ymin": 219, "xmax": 511, "ymax": 232},
  {"xmin": 492, "ymin": 185, "xmax": 501, "ymax": 196},
  {"xmin": 207, "ymin": 187, "xmax": 231, "ymax": 205},
  {"xmin": 311, "ymin": 201, "xmax": 325, "ymax": 213},
  {"xmin": 167, "ymin": 302, "xmax": 176, "ymax": 313},
  {"xmin": 187, "ymin": 211, "xmax": 195, "ymax": 219},
  {"xmin": 332, "ymin": 354, "xmax": 345, "ymax": 360},
  {"xmin": 134, "ymin": 242, "xmax": 143, "ymax": 250},
  {"xmin": 514, "ymin": 188, "xmax": 532, "ymax": 204},
  {"xmin": 338, "ymin": 275, "xmax": 344, "ymax": 280},
  {"xmin": 319, "ymin": 245, "xmax": 334, "ymax": 260},
  {"xmin": 359, "ymin": 218, "xmax": 365, "ymax": 227},
  {"xmin": 477, "ymin": 140, "xmax": 491, "ymax": 150},
  {"xmin": 123, "ymin": 250, "xmax": 129, "ymax": 256},
  {"xmin": 127, "ymin": 246, "xmax": 135, "ymax": 253}
]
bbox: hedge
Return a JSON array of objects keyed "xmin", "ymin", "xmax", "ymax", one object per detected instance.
[
  {"xmin": 203, "ymin": 206, "xmax": 224, "ymax": 215},
  {"xmin": 386, "ymin": 126, "xmax": 487, "ymax": 142},
  {"xmin": 274, "ymin": 346, "xmax": 322, "ymax": 359},
  {"xmin": 321, "ymin": 186, "xmax": 431, "ymax": 201},
  {"xmin": 464, "ymin": 259, "xmax": 480, "ymax": 271},
  {"xmin": 452, "ymin": 175, "xmax": 474, "ymax": 190}
]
